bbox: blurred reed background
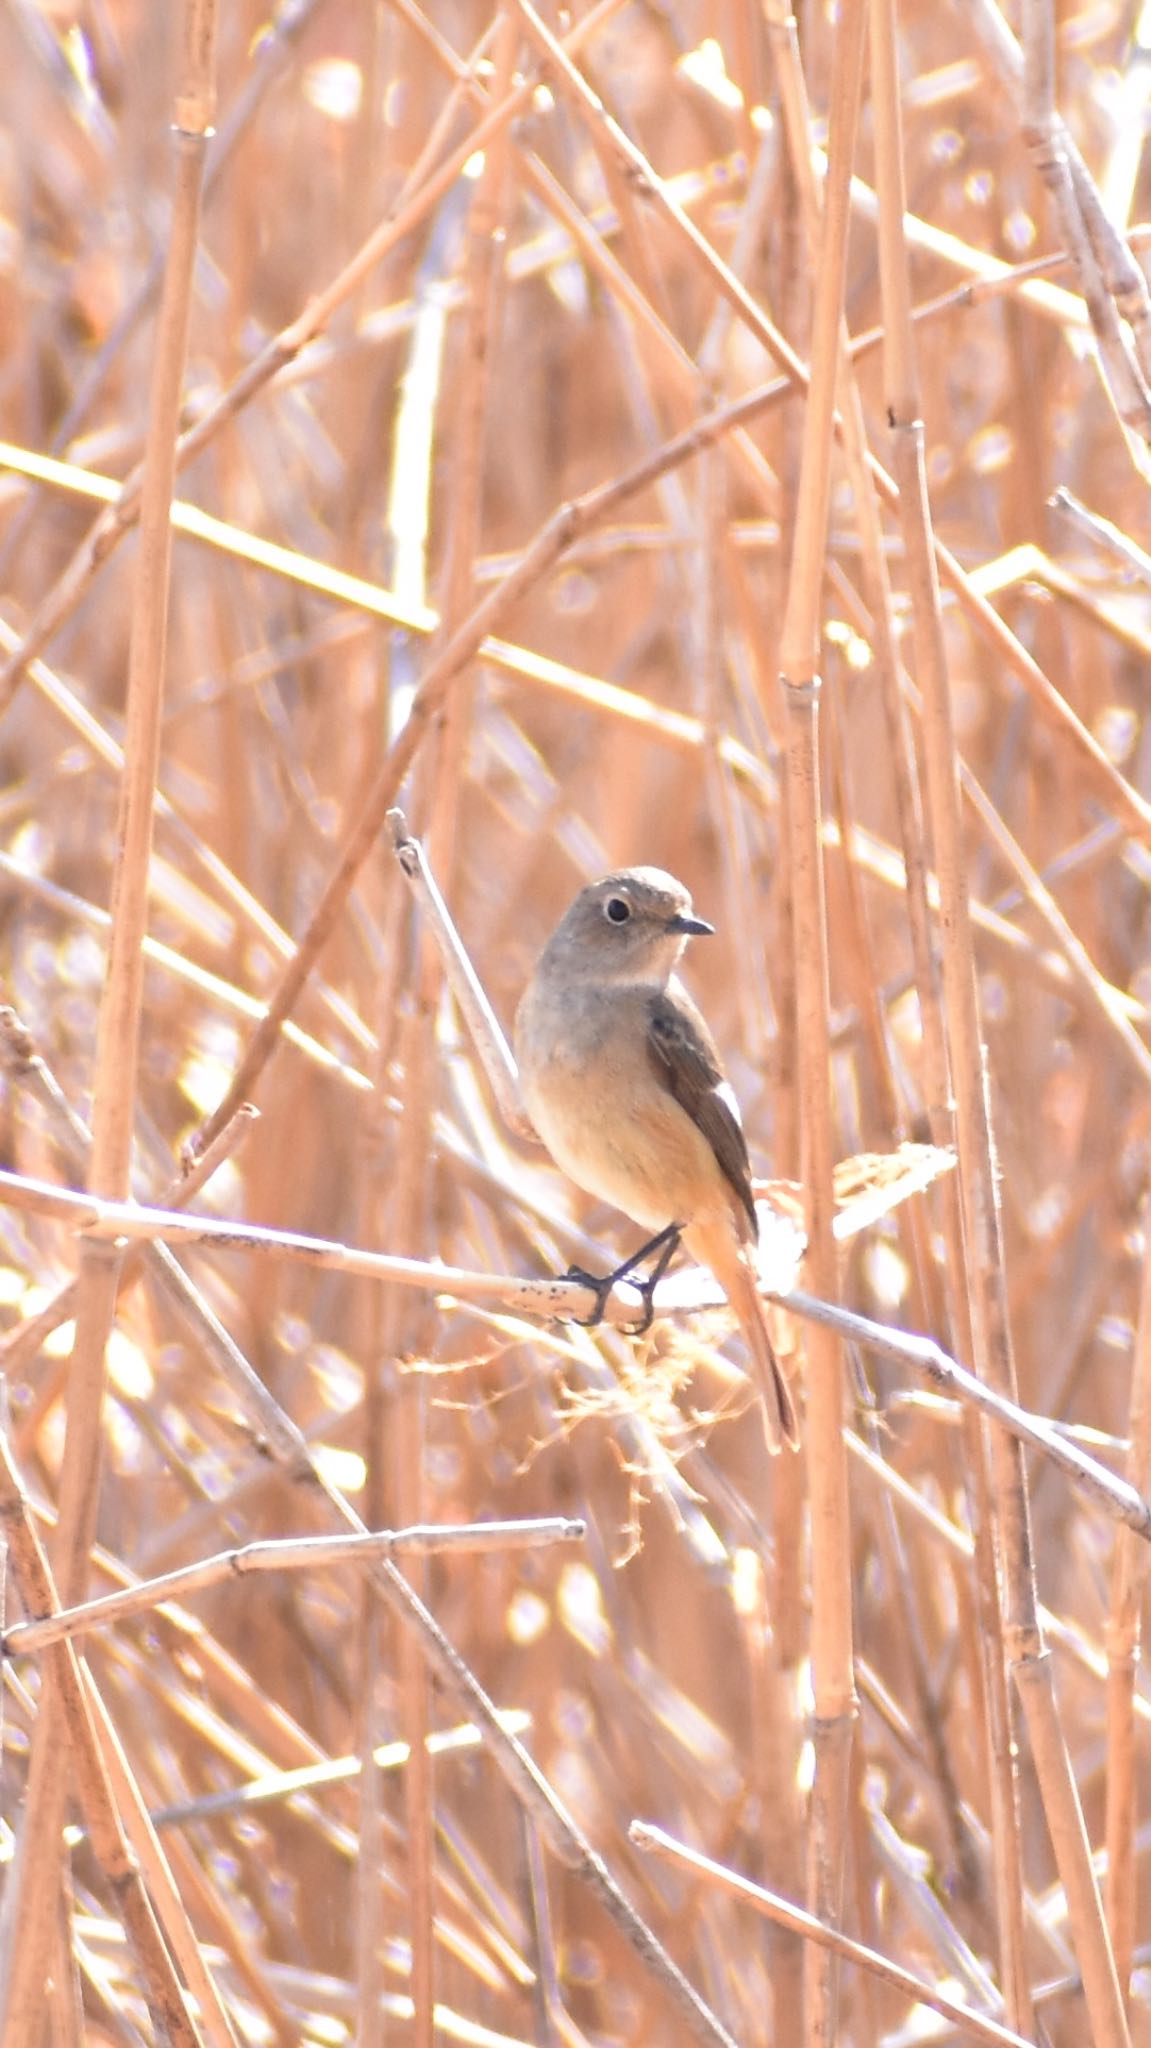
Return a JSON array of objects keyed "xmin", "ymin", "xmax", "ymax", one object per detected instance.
[{"xmin": 1, "ymin": 0, "xmax": 1150, "ymax": 2042}]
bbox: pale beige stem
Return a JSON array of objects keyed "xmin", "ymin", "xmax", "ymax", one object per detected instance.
[
  {"xmin": 773, "ymin": 1, "xmax": 869, "ymax": 2035},
  {"xmin": 630, "ymin": 1822, "xmax": 1035, "ymax": 2048},
  {"xmin": 1104, "ymin": 1232, "xmax": 1151, "ymax": 2003},
  {"xmin": 0, "ymin": 11, "xmax": 218, "ymax": 2034},
  {"xmin": 0, "ymin": 1431, "xmax": 214, "ymax": 2047},
  {"xmin": 869, "ymin": 0, "xmax": 1130, "ymax": 2035}
]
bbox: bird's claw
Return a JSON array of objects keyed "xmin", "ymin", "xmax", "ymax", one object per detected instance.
[
  {"xmin": 558, "ymin": 1264, "xmax": 615, "ymax": 1329},
  {"xmin": 557, "ymin": 1226, "xmax": 682, "ymax": 1338}
]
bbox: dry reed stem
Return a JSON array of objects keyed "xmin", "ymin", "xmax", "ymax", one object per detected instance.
[
  {"xmin": 773, "ymin": 0, "xmax": 868, "ymax": 2034},
  {"xmin": 4, "ymin": 1165, "xmax": 1147, "ymax": 1535},
  {"xmin": 864, "ymin": 4, "xmax": 1036, "ymax": 2031},
  {"xmin": 5, "ymin": 1519, "xmax": 585, "ymax": 1656},
  {"xmin": 871, "ymin": 0, "xmax": 1132, "ymax": 2037},
  {"xmin": 780, "ymin": 0, "xmax": 961, "ymax": 1401},
  {"xmin": 1105, "ymin": 1229, "xmax": 1151, "ymax": 2007},
  {"xmin": 0, "ymin": 1432, "xmax": 214, "ymax": 2046},
  {"xmin": 867, "ymin": 0, "xmax": 1035, "ymax": 2025},
  {"xmin": 377, "ymin": 985, "xmax": 439, "ymax": 2048},
  {"xmin": 83, "ymin": 1674, "xmax": 241, "ymax": 2048},
  {"xmin": 0, "ymin": 9, "xmax": 218, "ymax": 2032},
  {"xmin": 359, "ymin": 854, "xmax": 414, "ymax": 2040},
  {"xmin": 376, "ymin": 241, "xmax": 444, "ymax": 2030},
  {"xmin": 1015, "ymin": 0, "xmax": 1151, "ymax": 445},
  {"xmin": 380, "ymin": 71, "xmax": 521, "ymax": 2029},
  {"xmin": 389, "ymin": 814, "xmax": 530, "ymax": 1135},
  {"xmin": 150, "ymin": 1711, "xmax": 534, "ymax": 1823},
  {"xmin": 630, "ymin": 1822, "xmax": 1035, "ymax": 2048}
]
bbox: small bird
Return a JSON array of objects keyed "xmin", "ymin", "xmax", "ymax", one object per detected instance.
[{"xmin": 515, "ymin": 867, "xmax": 798, "ymax": 1454}]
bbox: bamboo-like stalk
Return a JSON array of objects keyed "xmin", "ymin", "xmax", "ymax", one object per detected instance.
[
  {"xmin": 0, "ymin": 1432, "xmax": 212, "ymax": 2047},
  {"xmin": 369, "ymin": 124, "xmax": 459, "ymax": 2048},
  {"xmin": 0, "ymin": 9, "xmax": 217, "ymax": 2035},
  {"xmin": 869, "ymin": 0, "xmax": 1130, "ymax": 2037},
  {"xmin": 1104, "ymin": 1232, "xmax": 1151, "ymax": 2005},
  {"xmin": 1016, "ymin": 0, "xmax": 1151, "ymax": 447},
  {"xmin": 5, "ymin": 1519, "xmax": 583, "ymax": 1655},
  {"xmin": 65, "ymin": 0, "xmax": 218, "ymax": 1557},
  {"xmin": 630, "ymin": 1822, "xmax": 1034, "ymax": 2048},
  {"xmin": 381, "ymin": 989, "xmax": 439, "ymax": 2048},
  {"xmin": 375, "ymin": 45, "xmax": 520, "ymax": 2032},
  {"xmin": 738, "ymin": 1556, "xmax": 806, "ymax": 2030},
  {"xmin": 359, "ymin": 854, "xmax": 410, "ymax": 2048},
  {"xmin": 84, "ymin": 1671, "xmax": 241, "ymax": 2048},
  {"xmin": 772, "ymin": 4, "xmax": 868, "ymax": 2037},
  {"xmin": 866, "ymin": 0, "xmax": 1032, "ymax": 2025}
]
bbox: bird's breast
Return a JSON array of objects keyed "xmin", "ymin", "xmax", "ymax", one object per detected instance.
[{"xmin": 515, "ymin": 976, "xmax": 727, "ymax": 1233}]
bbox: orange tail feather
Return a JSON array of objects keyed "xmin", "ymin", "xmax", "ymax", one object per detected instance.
[{"xmin": 684, "ymin": 1218, "xmax": 799, "ymax": 1455}]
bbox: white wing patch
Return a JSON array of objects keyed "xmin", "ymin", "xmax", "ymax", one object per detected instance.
[{"xmin": 714, "ymin": 1079, "xmax": 742, "ymax": 1126}]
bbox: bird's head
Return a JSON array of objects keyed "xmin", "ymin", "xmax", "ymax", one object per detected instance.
[{"xmin": 541, "ymin": 867, "xmax": 714, "ymax": 984}]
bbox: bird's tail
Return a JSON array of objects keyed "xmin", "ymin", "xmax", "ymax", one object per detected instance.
[{"xmin": 684, "ymin": 1218, "xmax": 799, "ymax": 1455}]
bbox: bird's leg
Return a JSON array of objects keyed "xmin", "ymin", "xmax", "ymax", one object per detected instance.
[
  {"xmin": 620, "ymin": 1223, "xmax": 682, "ymax": 1334},
  {"xmin": 560, "ymin": 1223, "xmax": 683, "ymax": 1335}
]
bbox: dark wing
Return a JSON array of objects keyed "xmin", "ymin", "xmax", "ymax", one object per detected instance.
[{"xmin": 646, "ymin": 987, "xmax": 758, "ymax": 1236}]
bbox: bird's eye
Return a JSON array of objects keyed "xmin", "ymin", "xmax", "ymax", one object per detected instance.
[{"xmin": 604, "ymin": 896, "xmax": 631, "ymax": 924}]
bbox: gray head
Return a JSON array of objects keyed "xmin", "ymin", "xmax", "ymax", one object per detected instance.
[{"xmin": 539, "ymin": 866, "xmax": 714, "ymax": 984}]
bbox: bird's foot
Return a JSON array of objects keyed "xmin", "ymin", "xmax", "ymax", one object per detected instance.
[
  {"xmin": 558, "ymin": 1264, "xmax": 616, "ymax": 1329},
  {"xmin": 559, "ymin": 1225, "xmax": 682, "ymax": 1337}
]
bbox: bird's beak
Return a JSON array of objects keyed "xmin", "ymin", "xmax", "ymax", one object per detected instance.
[{"xmin": 667, "ymin": 912, "xmax": 715, "ymax": 937}]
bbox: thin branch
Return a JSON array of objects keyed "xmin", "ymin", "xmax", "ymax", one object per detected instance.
[
  {"xmin": 4, "ymin": 1519, "xmax": 585, "ymax": 1655},
  {"xmin": 1, "ymin": 1167, "xmax": 1146, "ymax": 1541},
  {"xmin": 388, "ymin": 808, "xmax": 532, "ymax": 1138},
  {"xmin": 629, "ymin": 1822, "xmax": 1036, "ymax": 2048}
]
